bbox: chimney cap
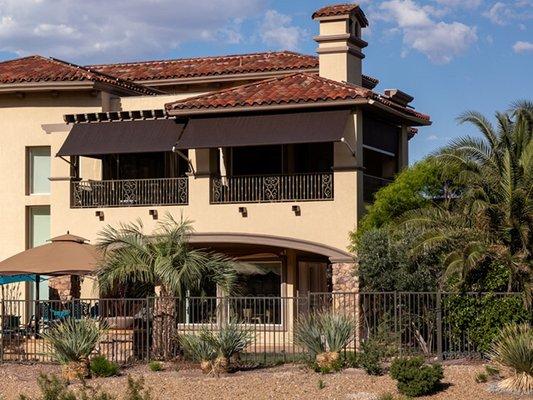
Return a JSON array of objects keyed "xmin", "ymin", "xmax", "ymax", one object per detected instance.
[
  {"xmin": 384, "ymin": 89, "xmax": 414, "ymax": 106},
  {"xmin": 312, "ymin": 4, "xmax": 368, "ymax": 27}
]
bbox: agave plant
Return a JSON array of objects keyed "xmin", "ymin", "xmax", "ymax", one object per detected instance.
[
  {"xmin": 294, "ymin": 311, "xmax": 355, "ymax": 371},
  {"xmin": 42, "ymin": 318, "xmax": 105, "ymax": 381},
  {"xmin": 180, "ymin": 322, "xmax": 253, "ymax": 374},
  {"xmin": 490, "ymin": 323, "xmax": 533, "ymax": 395}
]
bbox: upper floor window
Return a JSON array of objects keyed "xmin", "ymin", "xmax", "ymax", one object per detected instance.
[{"xmin": 27, "ymin": 146, "xmax": 51, "ymax": 194}]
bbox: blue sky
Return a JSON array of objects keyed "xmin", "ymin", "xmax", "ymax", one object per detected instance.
[{"xmin": 0, "ymin": 0, "xmax": 531, "ymax": 161}]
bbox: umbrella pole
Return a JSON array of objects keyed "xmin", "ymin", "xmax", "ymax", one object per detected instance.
[{"xmin": 35, "ymin": 274, "xmax": 40, "ymax": 336}]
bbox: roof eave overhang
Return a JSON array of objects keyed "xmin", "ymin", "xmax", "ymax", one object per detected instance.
[
  {"xmin": 0, "ymin": 80, "xmax": 156, "ymax": 96},
  {"xmin": 166, "ymin": 98, "xmax": 431, "ymax": 126},
  {"xmin": 134, "ymin": 68, "xmax": 320, "ymax": 87},
  {"xmin": 166, "ymin": 99, "xmax": 367, "ymax": 116},
  {"xmin": 367, "ymin": 99, "xmax": 432, "ymax": 127}
]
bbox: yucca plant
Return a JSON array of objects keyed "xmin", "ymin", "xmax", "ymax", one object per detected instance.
[
  {"xmin": 42, "ymin": 318, "xmax": 105, "ymax": 381},
  {"xmin": 490, "ymin": 323, "xmax": 533, "ymax": 395},
  {"xmin": 201, "ymin": 322, "xmax": 253, "ymax": 374},
  {"xmin": 180, "ymin": 322, "xmax": 253, "ymax": 374},
  {"xmin": 294, "ymin": 311, "xmax": 355, "ymax": 372},
  {"xmin": 179, "ymin": 333, "xmax": 217, "ymax": 374}
]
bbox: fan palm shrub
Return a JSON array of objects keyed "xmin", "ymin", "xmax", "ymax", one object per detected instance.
[
  {"xmin": 398, "ymin": 101, "xmax": 532, "ymax": 295},
  {"xmin": 179, "ymin": 322, "xmax": 253, "ymax": 374},
  {"xmin": 294, "ymin": 312, "xmax": 355, "ymax": 372},
  {"xmin": 490, "ymin": 323, "xmax": 533, "ymax": 395},
  {"xmin": 42, "ymin": 318, "xmax": 105, "ymax": 381},
  {"xmin": 97, "ymin": 215, "xmax": 239, "ymax": 359}
]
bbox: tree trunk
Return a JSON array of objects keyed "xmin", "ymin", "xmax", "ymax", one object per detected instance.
[{"xmin": 151, "ymin": 286, "xmax": 177, "ymax": 360}]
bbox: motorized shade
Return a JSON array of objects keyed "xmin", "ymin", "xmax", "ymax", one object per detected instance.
[
  {"xmin": 57, "ymin": 119, "xmax": 186, "ymax": 157},
  {"xmin": 173, "ymin": 109, "xmax": 351, "ymax": 149}
]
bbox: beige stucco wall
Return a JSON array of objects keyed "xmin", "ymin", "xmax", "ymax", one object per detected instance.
[{"xmin": 1, "ymin": 83, "xmax": 408, "ymax": 302}]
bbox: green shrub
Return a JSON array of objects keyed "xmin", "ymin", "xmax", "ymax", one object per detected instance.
[
  {"xmin": 358, "ymin": 340, "xmax": 383, "ymax": 375},
  {"xmin": 389, "ymin": 357, "xmax": 443, "ymax": 397},
  {"xmin": 444, "ymin": 293, "xmax": 529, "ymax": 354},
  {"xmin": 343, "ymin": 351, "xmax": 358, "ymax": 368},
  {"xmin": 485, "ymin": 365, "xmax": 500, "ymax": 377},
  {"xmin": 148, "ymin": 361, "xmax": 163, "ymax": 372},
  {"xmin": 19, "ymin": 373, "xmax": 116, "ymax": 400},
  {"xmin": 475, "ymin": 372, "xmax": 488, "ymax": 383},
  {"xmin": 125, "ymin": 376, "xmax": 152, "ymax": 400},
  {"xmin": 490, "ymin": 323, "xmax": 532, "ymax": 395},
  {"xmin": 90, "ymin": 356, "xmax": 119, "ymax": 377},
  {"xmin": 317, "ymin": 379, "xmax": 326, "ymax": 389}
]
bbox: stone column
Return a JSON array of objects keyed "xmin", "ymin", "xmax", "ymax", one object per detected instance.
[
  {"xmin": 49, "ymin": 275, "xmax": 81, "ymax": 301},
  {"xmin": 331, "ymin": 261, "xmax": 360, "ymax": 350}
]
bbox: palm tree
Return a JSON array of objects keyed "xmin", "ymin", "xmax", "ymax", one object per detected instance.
[
  {"xmin": 96, "ymin": 214, "xmax": 239, "ymax": 359},
  {"xmin": 400, "ymin": 101, "xmax": 532, "ymax": 294}
]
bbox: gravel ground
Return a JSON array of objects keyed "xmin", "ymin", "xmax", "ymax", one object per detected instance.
[{"xmin": 0, "ymin": 363, "xmax": 526, "ymax": 400}]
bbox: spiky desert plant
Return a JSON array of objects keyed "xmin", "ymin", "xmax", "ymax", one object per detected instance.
[
  {"xmin": 200, "ymin": 322, "xmax": 253, "ymax": 374},
  {"xmin": 179, "ymin": 333, "xmax": 216, "ymax": 374},
  {"xmin": 490, "ymin": 323, "xmax": 533, "ymax": 395},
  {"xmin": 294, "ymin": 311, "xmax": 355, "ymax": 372},
  {"xmin": 42, "ymin": 318, "xmax": 105, "ymax": 381}
]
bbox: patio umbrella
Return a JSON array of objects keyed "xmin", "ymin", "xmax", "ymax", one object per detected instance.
[{"xmin": 0, "ymin": 233, "xmax": 101, "ymax": 276}]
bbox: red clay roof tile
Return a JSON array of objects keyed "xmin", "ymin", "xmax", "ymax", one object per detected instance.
[
  {"xmin": 87, "ymin": 51, "xmax": 319, "ymax": 82},
  {"xmin": 165, "ymin": 72, "xmax": 430, "ymax": 123},
  {"xmin": 312, "ymin": 4, "xmax": 368, "ymax": 26},
  {"xmin": 0, "ymin": 55, "xmax": 157, "ymax": 95}
]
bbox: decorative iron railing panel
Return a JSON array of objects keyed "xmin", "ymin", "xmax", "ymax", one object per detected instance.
[
  {"xmin": 211, "ymin": 173, "xmax": 333, "ymax": 204},
  {"xmin": 71, "ymin": 177, "xmax": 188, "ymax": 208}
]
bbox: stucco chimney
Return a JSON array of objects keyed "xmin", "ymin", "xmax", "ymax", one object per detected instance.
[{"xmin": 312, "ymin": 4, "xmax": 368, "ymax": 86}]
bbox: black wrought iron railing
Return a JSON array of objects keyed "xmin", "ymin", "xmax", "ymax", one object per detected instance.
[
  {"xmin": 71, "ymin": 177, "xmax": 188, "ymax": 208},
  {"xmin": 210, "ymin": 172, "xmax": 334, "ymax": 204}
]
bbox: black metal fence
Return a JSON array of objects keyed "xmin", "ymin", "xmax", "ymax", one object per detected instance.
[{"xmin": 0, "ymin": 292, "xmax": 528, "ymax": 365}]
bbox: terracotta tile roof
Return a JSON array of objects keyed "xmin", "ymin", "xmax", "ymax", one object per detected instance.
[
  {"xmin": 165, "ymin": 72, "xmax": 430, "ymax": 123},
  {"xmin": 312, "ymin": 4, "xmax": 368, "ymax": 26},
  {"xmin": 87, "ymin": 51, "xmax": 319, "ymax": 82},
  {"xmin": 0, "ymin": 55, "xmax": 157, "ymax": 95}
]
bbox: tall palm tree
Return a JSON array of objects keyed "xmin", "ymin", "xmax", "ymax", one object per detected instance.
[
  {"xmin": 400, "ymin": 101, "xmax": 532, "ymax": 294},
  {"xmin": 96, "ymin": 214, "xmax": 239, "ymax": 359}
]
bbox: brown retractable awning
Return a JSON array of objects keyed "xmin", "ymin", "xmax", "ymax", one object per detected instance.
[
  {"xmin": 57, "ymin": 119, "xmax": 186, "ymax": 157},
  {"xmin": 173, "ymin": 109, "xmax": 351, "ymax": 149}
]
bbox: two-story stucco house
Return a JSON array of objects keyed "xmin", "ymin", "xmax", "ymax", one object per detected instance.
[{"xmin": 0, "ymin": 4, "xmax": 430, "ymax": 307}]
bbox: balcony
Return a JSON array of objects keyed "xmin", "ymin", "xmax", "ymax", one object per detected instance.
[
  {"xmin": 363, "ymin": 174, "xmax": 392, "ymax": 203},
  {"xmin": 210, "ymin": 172, "xmax": 333, "ymax": 204},
  {"xmin": 71, "ymin": 177, "xmax": 188, "ymax": 208}
]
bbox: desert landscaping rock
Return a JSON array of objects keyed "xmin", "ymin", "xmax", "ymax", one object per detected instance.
[{"xmin": 0, "ymin": 363, "xmax": 525, "ymax": 400}]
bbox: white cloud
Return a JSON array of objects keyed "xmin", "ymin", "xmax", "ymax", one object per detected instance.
[
  {"xmin": 0, "ymin": 0, "xmax": 263, "ymax": 63},
  {"xmin": 483, "ymin": 1, "xmax": 533, "ymax": 26},
  {"xmin": 260, "ymin": 10, "xmax": 306, "ymax": 51},
  {"xmin": 483, "ymin": 2, "xmax": 511, "ymax": 25},
  {"xmin": 513, "ymin": 40, "xmax": 533, "ymax": 53},
  {"xmin": 379, "ymin": 0, "xmax": 477, "ymax": 64},
  {"xmin": 434, "ymin": 0, "xmax": 482, "ymax": 9},
  {"xmin": 426, "ymin": 134, "xmax": 439, "ymax": 141}
]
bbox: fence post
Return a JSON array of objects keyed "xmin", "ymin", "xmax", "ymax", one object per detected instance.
[
  {"xmin": 0, "ymin": 297, "xmax": 4, "ymax": 363},
  {"xmin": 394, "ymin": 291, "xmax": 399, "ymax": 354},
  {"xmin": 436, "ymin": 291, "xmax": 443, "ymax": 361}
]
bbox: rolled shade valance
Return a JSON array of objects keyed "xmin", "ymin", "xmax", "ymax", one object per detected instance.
[
  {"xmin": 173, "ymin": 109, "xmax": 351, "ymax": 149},
  {"xmin": 57, "ymin": 119, "xmax": 186, "ymax": 157}
]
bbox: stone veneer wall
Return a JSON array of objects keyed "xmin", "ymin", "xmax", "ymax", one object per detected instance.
[
  {"xmin": 331, "ymin": 262, "xmax": 358, "ymax": 292},
  {"xmin": 331, "ymin": 262, "xmax": 361, "ymax": 348},
  {"xmin": 48, "ymin": 275, "xmax": 81, "ymax": 301}
]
